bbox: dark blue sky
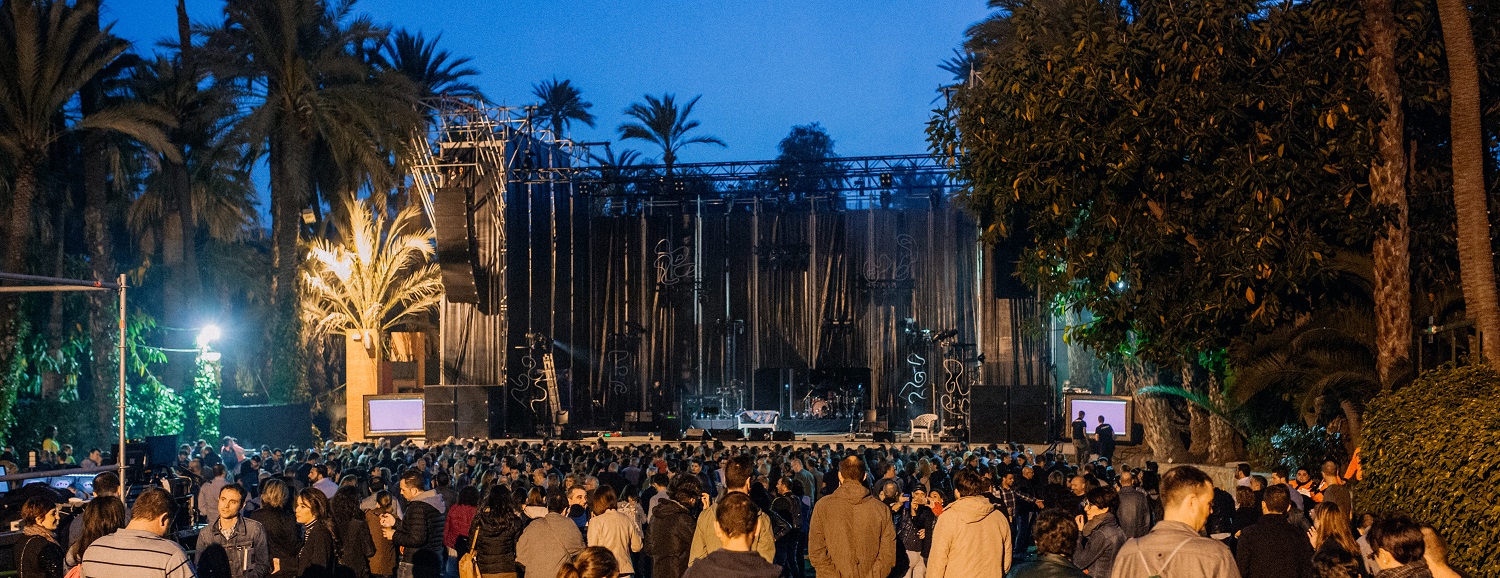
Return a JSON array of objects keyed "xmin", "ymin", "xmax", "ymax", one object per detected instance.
[{"xmin": 104, "ymin": 0, "xmax": 988, "ymax": 212}]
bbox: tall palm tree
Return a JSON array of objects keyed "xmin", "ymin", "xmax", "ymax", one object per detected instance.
[
  {"xmin": 205, "ymin": 0, "xmax": 420, "ymax": 314},
  {"xmin": 617, "ymin": 93, "xmax": 725, "ymax": 174},
  {"xmin": 1361, "ymin": 0, "xmax": 1411, "ymax": 388},
  {"xmin": 377, "ymin": 29, "xmax": 482, "ymax": 100},
  {"xmin": 533, "ymin": 78, "xmax": 595, "ymax": 137},
  {"xmin": 204, "ymin": 0, "xmax": 420, "ymax": 402},
  {"xmin": 0, "ymin": 0, "xmax": 172, "ymax": 276},
  {"xmin": 1435, "ymin": 0, "xmax": 1500, "ymax": 363}
]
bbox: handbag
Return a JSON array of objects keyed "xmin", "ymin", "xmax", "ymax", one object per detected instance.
[{"xmin": 458, "ymin": 518, "xmax": 482, "ymax": 578}]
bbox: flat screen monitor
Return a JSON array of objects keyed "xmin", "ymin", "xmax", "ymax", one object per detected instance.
[
  {"xmin": 366, "ymin": 395, "xmax": 424, "ymax": 437},
  {"xmin": 1066, "ymin": 396, "xmax": 1131, "ymax": 440},
  {"xmin": 0, "ymin": 465, "xmax": 7, "ymax": 493}
]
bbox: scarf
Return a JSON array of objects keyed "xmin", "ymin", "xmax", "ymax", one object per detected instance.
[{"xmin": 22, "ymin": 524, "xmax": 57, "ymax": 545}]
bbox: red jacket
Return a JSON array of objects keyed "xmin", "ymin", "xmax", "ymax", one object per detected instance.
[{"xmin": 444, "ymin": 504, "xmax": 477, "ymax": 550}]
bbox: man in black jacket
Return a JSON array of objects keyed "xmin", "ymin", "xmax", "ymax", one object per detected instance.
[
  {"xmin": 1235, "ymin": 485, "xmax": 1312, "ymax": 578},
  {"xmin": 382, "ymin": 470, "xmax": 446, "ymax": 578}
]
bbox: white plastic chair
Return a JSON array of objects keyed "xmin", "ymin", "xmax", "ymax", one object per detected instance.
[{"xmin": 910, "ymin": 413, "xmax": 939, "ymax": 442}]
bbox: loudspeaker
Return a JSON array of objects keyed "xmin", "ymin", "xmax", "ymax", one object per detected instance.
[
  {"xmin": 747, "ymin": 429, "xmax": 770, "ymax": 441},
  {"xmin": 1009, "ymin": 385, "xmax": 1051, "ymax": 443},
  {"xmin": 115, "ymin": 442, "xmax": 149, "ymax": 485},
  {"xmin": 685, "ymin": 428, "xmax": 707, "ymax": 440},
  {"xmin": 771, "ymin": 431, "xmax": 795, "ymax": 441},
  {"xmin": 425, "ymin": 385, "xmax": 497, "ymax": 439},
  {"xmin": 970, "ymin": 387, "xmax": 1007, "ymax": 444},
  {"xmin": 752, "ymin": 368, "xmax": 793, "ymax": 411},
  {"xmin": 434, "ymin": 181, "xmax": 480, "ymax": 304},
  {"xmin": 873, "ymin": 431, "xmax": 895, "ymax": 443},
  {"xmin": 712, "ymin": 428, "xmax": 743, "ymax": 441}
]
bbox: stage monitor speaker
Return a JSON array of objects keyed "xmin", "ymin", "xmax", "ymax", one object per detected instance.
[
  {"xmin": 873, "ymin": 431, "xmax": 895, "ymax": 443},
  {"xmin": 969, "ymin": 387, "xmax": 1007, "ymax": 444},
  {"xmin": 685, "ymin": 428, "xmax": 707, "ymax": 440},
  {"xmin": 425, "ymin": 385, "xmax": 497, "ymax": 440},
  {"xmin": 712, "ymin": 428, "xmax": 743, "ymax": 441},
  {"xmin": 771, "ymin": 431, "xmax": 795, "ymax": 441},
  {"xmin": 747, "ymin": 429, "xmax": 770, "ymax": 441}
]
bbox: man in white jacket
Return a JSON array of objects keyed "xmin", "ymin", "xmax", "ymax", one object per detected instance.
[{"xmin": 926, "ymin": 469, "xmax": 1012, "ymax": 578}]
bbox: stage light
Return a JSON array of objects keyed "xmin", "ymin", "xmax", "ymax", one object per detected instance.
[
  {"xmin": 201, "ymin": 351, "xmax": 222, "ymax": 362},
  {"xmin": 197, "ymin": 324, "xmax": 222, "ymax": 347}
]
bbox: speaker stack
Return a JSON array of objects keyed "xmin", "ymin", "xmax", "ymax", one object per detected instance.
[{"xmin": 424, "ymin": 385, "xmax": 498, "ymax": 440}]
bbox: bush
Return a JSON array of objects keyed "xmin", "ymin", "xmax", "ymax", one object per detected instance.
[
  {"xmin": 1362, "ymin": 364, "xmax": 1500, "ymax": 576},
  {"xmin": 1268, "ymin": 423, "xmax": 1346, "ymax": 471}
]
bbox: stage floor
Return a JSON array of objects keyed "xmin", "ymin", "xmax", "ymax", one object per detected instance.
[{"xmin": 687, "ymin": 417, "xmax": 856, "ymax": 434}]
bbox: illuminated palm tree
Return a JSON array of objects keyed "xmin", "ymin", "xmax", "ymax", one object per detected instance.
[
  {"xmin": 300, "ymin": 193, "xmax": 443, "ymax": 343},
  {"xmin": 617, "ymin": 93, "xmax": 725, "ymax": 174},
  {"xmin": 533, "ymin": 78, "xmax": 595, "ymax": 137}
]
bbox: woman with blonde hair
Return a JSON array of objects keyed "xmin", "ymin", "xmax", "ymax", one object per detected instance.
[
  {"xmin": 558, "ymin": 546, "xmax": 619, "ymax": 578},
  {"xmin": 251, "ymin": 478, "xmax": 303, "ymax": 578}
]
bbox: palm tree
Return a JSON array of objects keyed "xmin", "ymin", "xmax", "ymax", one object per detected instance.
[
  {"xmin": 617, "ymin": 93, "xmax": 725, "ymax": 174},
  {"xmin": 1361, "ymin": 0, "xmax": 1411, "ymax": 388},
  {"xmin": 376, "ymin": 29, "xmax": 482, "ymax": 100},
  {"xmin": 300, "ymin": 193, "xmax": 442, "ymax": 342},
  {"xmin": 301, "ymin": 192, "xmax": 440, "ymax": 440},
  {"xmin": 204, "ymin": 0, "xmax": 420, "ymax": 401},
  {"xmin": 205, "ymin": 0, "xmax": 421, "ymax": 313},
  {"xmin": 0, "ymin": 0, "xmax": 172, "ymax": 276},
  {"xmin": 533, "ymin": 78, "xmax": 595, "ymax": 137},
  {"xmin": 1435, "ymin": 0, "xmax": 1500, "ymax": 363}
]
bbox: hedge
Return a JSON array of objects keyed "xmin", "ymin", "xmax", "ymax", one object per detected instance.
[{"xmin": 1361, "ymin": 364, "xmax": 1500, "ymax": 575}]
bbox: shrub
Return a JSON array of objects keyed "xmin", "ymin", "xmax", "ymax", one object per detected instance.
[
  {"xmin": 1268, "ymin": 423, "xmax": 1345, "ymax": 471},
  {"xmin": 1361, "ymin": 364, "xmax": 1500, "ymax": 576}
]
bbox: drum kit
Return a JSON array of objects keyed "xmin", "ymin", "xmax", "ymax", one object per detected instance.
[{"xmin": 800, "ymin": 387, "xmax": 854, "ymax": 419}]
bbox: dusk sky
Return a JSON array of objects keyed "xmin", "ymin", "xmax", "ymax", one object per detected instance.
[{"xmin": 105, "ymin": 1, "xmax": 989, "ymax": 160}]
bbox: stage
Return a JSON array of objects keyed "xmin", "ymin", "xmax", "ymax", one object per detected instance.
[{"xmin": 687, "ymin": 417, "xmax": 859, "ymax": 434}]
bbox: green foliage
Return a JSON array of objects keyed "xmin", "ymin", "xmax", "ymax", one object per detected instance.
[
  {"xmin": 618, "ymin": 93, "xmax": 726, "ymax": 169},
  {"xmin": 930, "ymin": 0, "xmax": 1384, "ymax": 365},
  {"xmin": 185, "ymin": 357, "xmax": 221, "ymax": 442},
  {"xmin": 1257, "ymin": 424, "xmax": 1345, "ymax": 472},
  {"xmin": 1362, "ymin": 364, "xmax": 1500, "ymax": 575},
  {"xmin": 759, "ymin": 123, "xmax": 846, "ymax": 197}
]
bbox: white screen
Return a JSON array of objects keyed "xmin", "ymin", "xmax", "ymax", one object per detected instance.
[
  {"xmin": 1069, "ymin": 398, "xmax": 1128, "ymax": 438},
  {"xmin": 367, "ymin": 398, "xmax": 424, "ymax": 434}
]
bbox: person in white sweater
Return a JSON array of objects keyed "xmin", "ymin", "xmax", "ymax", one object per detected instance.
[{"xmin": 587, "ymin": 485, "xmax": 643, "ymax": 576}]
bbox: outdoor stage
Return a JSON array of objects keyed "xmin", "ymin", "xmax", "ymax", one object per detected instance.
[{"xmin": 687, "ymin": 416, "xmax": 858, "ymax": 434}]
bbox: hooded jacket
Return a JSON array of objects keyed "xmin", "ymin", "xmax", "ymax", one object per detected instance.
[
  {"xmin": 926, "ymin": 495, "xmax": 1012, "ymax": 578},
  {"xmin": 807, "ymin": 482, "xmax": 897, "ymax": 578}
]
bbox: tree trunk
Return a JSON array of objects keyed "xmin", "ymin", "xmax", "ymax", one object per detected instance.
[
  {"xmin": 1364, "ymin": 0, "xmax": 1413, "ymax": 388},
  {"xmin": 1436, "ymin": 0, "xmax": 1500, "ymax": 364},
  {"xmin": 1127, "ymin": 359, "xmax": 1188, "ymax": 463},
  {"xmin": 81, "ymin": 44, "xmax": 118, "ymax": 442},
  {"xmin": 1206, "ymin": 372, "xmax": 1243, "ymax": 463},
  {"xmin": 268, "ymin": 128, "xmax": 310, "ymax": 402},
  {"xmin": 1182, "ymin": 365, "xmax": 1211, "ymax": 460},
  {"xmin": 42, "ymin": 210, "xmax": 66, "ymax": 399}
]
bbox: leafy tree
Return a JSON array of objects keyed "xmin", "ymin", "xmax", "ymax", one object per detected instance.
[
  {"xmin": 618, "ymin": 93, "xmax": 725, "ymax": 174},
  {"xmin": 759, "ymin": 122, "xmax": 846, "ymax": 198},
  {"xmin": 533, "ymin": 78, "xmax": 596, "ymax": 137},
  {"xmin": 932, "ymin": 0, "xmax": 1384, "ymax": 460}
]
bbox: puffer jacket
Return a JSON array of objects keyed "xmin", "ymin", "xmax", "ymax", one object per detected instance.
[
  {"xmin": 807, "ymin": 483, "xmax": 897, "ymax": 578},
  {"xmin": 926, "ymin": 495, "xmax": 1012, "ymax": 578},
  {"xmin": 392, "ymin": 495, "xmax": 445, "ymax": 562},
  {"xmin": 649, "ymin": 499, "xmax": 697, "ymax": 578},
  {"xmin": 468, "ymin": 510, "xmax": 527, "ymax": 574}
]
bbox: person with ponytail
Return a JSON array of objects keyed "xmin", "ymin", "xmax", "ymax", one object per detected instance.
[
  {"xmin": 557, "ymin": 547, "xmax": 619, "ymax": 578},
  {"xmin": 295, "ymin": 488, "xmax": 338, "ymax": 578}
]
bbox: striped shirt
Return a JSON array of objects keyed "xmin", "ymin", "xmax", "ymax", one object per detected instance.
[{"xmin": 81, "ymin": 528, "xmax": 197, "ymax": 578}]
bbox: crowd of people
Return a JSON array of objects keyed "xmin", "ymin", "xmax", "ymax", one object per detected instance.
[{"xmin": 8, "ymin": 432, "xmax": 1467, "ymax": 578}]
